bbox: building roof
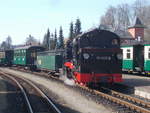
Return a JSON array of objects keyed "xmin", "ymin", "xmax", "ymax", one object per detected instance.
[
  {"xmin": 121, "ymin": 40, "xmax": 150, "ymax": 46},
  {"xmin": 114, "ymin": 29, "xmax": 133, "ymax": 39},
  {"xmin": 128, "ymin": 17, "xmax": 145, "ymax": 28}
]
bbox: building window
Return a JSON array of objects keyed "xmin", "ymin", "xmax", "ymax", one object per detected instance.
[{"xmin": 0, "ymin": 52, "xmax": 5, "ymax": 58}]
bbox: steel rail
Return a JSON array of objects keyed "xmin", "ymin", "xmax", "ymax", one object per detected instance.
[
  {"xmin": 78, "ymin": 85, "xmax": 150, "ymax": 113},
  {"xmin": 19, "ymin": 76, "xmax": 62, "ymax": 113},
  {"xmin": 0, "ymin": 71, "xmax": 34, "ymax": 113},
  {"xmin": 101, "ymin": 87, "xmax": 150, "ymax": 108}
]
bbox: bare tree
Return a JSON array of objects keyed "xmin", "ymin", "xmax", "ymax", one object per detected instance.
[
  {"xmin": 100, "ymin": 6, "xmax": 116, "ymax": 30},
  {"xmin": 26, "ymin": 35, "xmax": 38, "ymax": 45},
  {"xmin": 0, "ymin": 41, "xmax": 7, "ymax": 50},
  {"xmin": 133, "ymin": 0, "xmax": 148, "ymax": 20},
  {"xmin": 100, "ymin": 4, "xmax": 130, "ymax": 31},
  {"xmin": 0, "ymin": 36, "xmax": 12, "ymax": 50},
  {"xmin": 100, "ymin": 0, "xmax": 150, "ymax": 40},
  {"xmin": 116, "ymin": 4, "xmax": 131, "ymax": 30}
]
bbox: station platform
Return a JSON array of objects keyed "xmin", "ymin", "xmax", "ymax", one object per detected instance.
[{"xmin": 120, "ymin": 74, "xmax": 150, "ymax": 99}]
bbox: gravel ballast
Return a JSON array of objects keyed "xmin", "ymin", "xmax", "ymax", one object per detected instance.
[{"xmin": 1, "ymin": 68, "xmax": 113, "ymax": 113}]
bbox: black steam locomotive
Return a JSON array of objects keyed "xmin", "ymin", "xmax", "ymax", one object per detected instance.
[{"xmin": 64, "ymin": 28, "xmax": 123, "ymax": 85}]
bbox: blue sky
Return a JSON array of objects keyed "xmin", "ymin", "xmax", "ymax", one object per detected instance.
[{"xmin": 0, "ymin": 0, "xmax": 135, "ymax": 45}]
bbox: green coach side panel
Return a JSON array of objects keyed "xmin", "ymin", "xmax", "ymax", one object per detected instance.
[
  {"xmin": 14, "ymin": 49, "xmax": 26, "ymax": 65},
  {"xmin": 20, "ymin": 49, "xmax": 26, "ymax": 65},
  {"xmin": 144, "ymin": 45, "xmax": 150, "ymax": 71},
  {"xmin": 121, "ymin": 46, "xmax": 134, "ymax": 70},
  {"xmin": 0, "ymin": 58, "xmax": 6, "ymax": 64},
  {"xmin": 122, "ymin": 60, "xmax": 133, "ymax": 69},
  {"xmin": 38, "ymin": 55, "xmax": 55, "ymax": 70},
  {"xmin": 13, "ymin": 50, "xmax": 17, "ymax": 64},
  {"xmin": 144, "ymin": 60, "xmax": 150, "ymax": 71},
  {"xmin": 37, "ymin": 51, "xmax": 63, "ymax": 71}
]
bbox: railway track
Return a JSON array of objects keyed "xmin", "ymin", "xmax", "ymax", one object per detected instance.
[
  {"xmin": 0, "ymin": 71, "xmax": 61, "ymax": 113},
  {"xmin": 78, "ymin": 85, "xmax": 150, "ymax": 113},
  {"xmin": 6, "ymin": 67, "xmax": 150, "ymax": 113}
]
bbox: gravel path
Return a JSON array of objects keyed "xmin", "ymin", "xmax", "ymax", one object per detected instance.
[{"xmin": 1, "ymin": 68, "xmax": 113, "ymax": 113}]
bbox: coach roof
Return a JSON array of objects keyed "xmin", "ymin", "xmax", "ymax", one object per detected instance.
[{"xmin": 14, "ymin": 45, "xmax": 44, "ymax": 50}]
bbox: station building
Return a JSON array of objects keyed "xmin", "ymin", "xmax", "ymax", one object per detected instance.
[{"xmin": 115, "ymin": 17, "xmax": 146, "ymax": 44}]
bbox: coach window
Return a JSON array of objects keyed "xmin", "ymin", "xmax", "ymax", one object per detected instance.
[
  {"xmin": 20, "ymin": 50, "xmax": 22, "ymax": 56},
  {"xmin": 17, "ymin": 50, "xmax": 20, "ymax": 56},
  {"xmin": 127, "ymin": 49, "xmax": 131, "ymax": 59},
  {"xmin": 0, "ymin": 53, "xmax": 2, "ymax": 58},
  {"xmin": 15, "ymin": 51, "xmax": 17, "ymax": 56},
  {"xmin": 148, "ymin": 48, "xmax": 150, "ymax": 59},
  {"xmin": 22, "ymin": 50, "xmax": 24, "ymax": 56},
  {"xmin": 16, "ymin": 51, "xmax": 18, "ymax": 56},
  {"xmin": 17, "ymin": 51, "xmax": 19, "ymax": 56},
  {"xmin": 23, "ymin": 50, "xmax": 25, "ymax": 56},
  {"xmin": 22, "ymin": 50, "xmax": 23, "ymax": 56}
]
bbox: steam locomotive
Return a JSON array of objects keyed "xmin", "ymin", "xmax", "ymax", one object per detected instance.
[{"xmin": 64, "ymin": 28, "xmax": 123, "ymax": 85}]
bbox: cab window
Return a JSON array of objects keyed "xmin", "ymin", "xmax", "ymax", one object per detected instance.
[
  {"xmin": 126, "ymin": 49, "xmax": 131, "ymax": 59},
  {"xmin": 112, "ymin": 39, "xmax": 118, "ymax": 45}
]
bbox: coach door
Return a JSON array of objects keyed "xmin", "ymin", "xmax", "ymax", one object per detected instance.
[
  {"xmin": 30, "ymin": 51, "xmax": 36, "ymax": 65},
  {"xmin": 133, "ymin": 45, "xmax": 144, "ymax": 71}
]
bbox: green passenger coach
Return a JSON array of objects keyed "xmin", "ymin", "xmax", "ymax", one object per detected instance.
[
  {"xmin": 13, "ymin": 45, "xmax": 44, "ymax": 69},
  {"xmin": 121, "ymin": 42, "xmax": 144, "ymax": 73},
  {"xmin": 36, "ymin": 50, "xmax": 64, "ymax": 72},
  {"xmin": 0, "ymin": 50, "xmax": 13, "ymax": 66},
  {"xmin": 13, "ymin": 49, "xmax": 26, "ymax": 65},
  {"xmin": 121, "ymin": 41, "xmax": 150, "ymax": 74}
]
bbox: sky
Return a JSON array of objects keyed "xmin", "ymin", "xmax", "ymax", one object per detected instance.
[{"xmin": 0, "ymin": 0, "xmax": 136, "ymax": 45}]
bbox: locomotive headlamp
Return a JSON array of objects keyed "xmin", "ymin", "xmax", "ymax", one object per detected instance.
[
  {"xmin": 117, "ymin": 53, "xmax": 122, "ymax": 60},
  {"xmin": 83, "ymin": 53, "xmax": 90, "ymax": 59}
]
